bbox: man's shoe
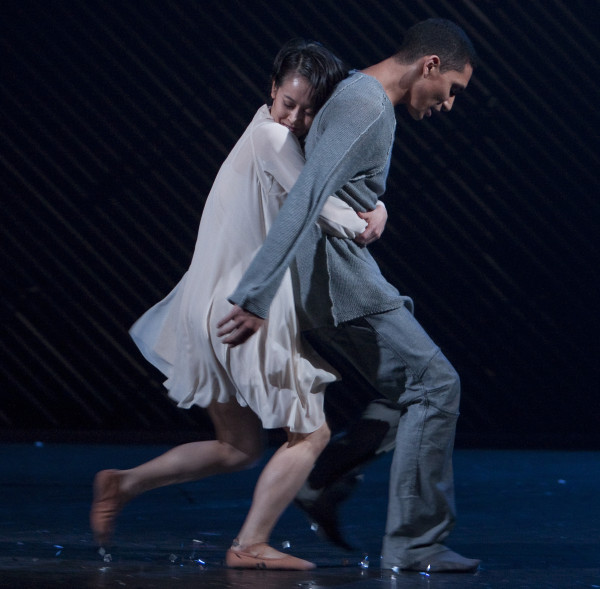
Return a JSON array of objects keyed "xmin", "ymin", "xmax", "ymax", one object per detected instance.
[
  {"xmin": 294, "ymin": 473, "xmax": 360, "ymax": 551},
  {"xmin": 392, "ymin": 549, "xmax": 481, "ymax": 573}
]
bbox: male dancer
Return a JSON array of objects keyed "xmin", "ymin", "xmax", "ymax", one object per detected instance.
[{"xmin": 218, "ymin": 18, "xmax": 480, "ymax": 573}]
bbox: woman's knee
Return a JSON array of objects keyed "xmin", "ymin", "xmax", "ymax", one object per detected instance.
[
  {"xmin": 314, "ymin": 422, "xmax": 331, "ymax": 450},
  {"xmin": 287, "ymin": 421, "xmax": 330, "ymax": 452},
  {"xmin": 208, "ymin": 398, "xmax": 263, "ymax": 468},
  {"xmin": 217, "ymin": 439, "xmax": 262, "ymax": 470}
]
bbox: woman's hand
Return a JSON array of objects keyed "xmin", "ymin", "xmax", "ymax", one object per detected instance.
[
  {"xmin": 217, "ymin": 304, "xmax": 265, "ymax": 347},
  {"xmin": 354, "ymin": 201, "xmax": 388, "ymax": 245}
]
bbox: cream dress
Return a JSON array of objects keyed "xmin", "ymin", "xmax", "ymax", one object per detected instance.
[{"xmin": 130, "ymin": 105, "xmax": 366, "ymax": 433}]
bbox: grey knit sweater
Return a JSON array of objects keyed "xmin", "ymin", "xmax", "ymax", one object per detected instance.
[{"xmin": 229, "ymin": 72, "xmax": 406, "ymax": 328}]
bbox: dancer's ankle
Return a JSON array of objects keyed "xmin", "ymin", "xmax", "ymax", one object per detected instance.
[{"xmin": 230, "ymin": 538, "xmax": 273, "ymax": 555}]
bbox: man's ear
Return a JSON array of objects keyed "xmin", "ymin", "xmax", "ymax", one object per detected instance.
[{"xmin": 423, "ymin": 55, "xmax": 441, "ymax": 77}]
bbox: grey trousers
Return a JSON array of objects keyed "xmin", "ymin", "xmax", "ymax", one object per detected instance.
[{"xmin": 304, "ymin": 305, "xmax": 461, "ymax": 568}]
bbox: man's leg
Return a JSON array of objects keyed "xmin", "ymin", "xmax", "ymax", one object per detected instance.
[
  {"xmin": 302, "ymin": 306, "xmax": 479, "ymax": 572},
  {"xmin": 303, "ymin": 343, "xmax": 400, "ymax": 491},
  {"xmin": 294, "ymin": 397, "xmax": 401, "ymax": 550},
  {"xmin": 295, "ymin": 325, "xmax": 401, "ymax": 549},
  {"xmin": 306, "ymin": 398, "xmax": 400, "ymax": 489}
]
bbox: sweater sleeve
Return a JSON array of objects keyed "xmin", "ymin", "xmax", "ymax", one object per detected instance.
[
  {"xmin": 255, "ymin": 118, "xmax": 367, "ymax": 239},
  {"xmin": 229, "ymin": 88, "xmax": 388, "ymax": 318}
]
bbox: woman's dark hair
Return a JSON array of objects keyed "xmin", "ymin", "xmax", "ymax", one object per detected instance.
[
  {"xmin": 396, "ymin": 18, "xmax": 477, "ymax": 72},
  {"xmin": 271, "ymin": 39, "xmax": 348, "ymax": 112}
]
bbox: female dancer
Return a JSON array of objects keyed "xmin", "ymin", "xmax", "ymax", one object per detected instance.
[{"xmin": 90, "ymin": 40, "xmax": 382, "ymax": 570}]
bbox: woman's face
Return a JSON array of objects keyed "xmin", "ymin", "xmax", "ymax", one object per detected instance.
[{"xmin": 270, "ymin": 74, "xmax": 315, "ymax": 139}]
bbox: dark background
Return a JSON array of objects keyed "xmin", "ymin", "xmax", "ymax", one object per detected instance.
[{"xmin": 2, "ymin": 0, "xmax": 599, "ymax": 448}]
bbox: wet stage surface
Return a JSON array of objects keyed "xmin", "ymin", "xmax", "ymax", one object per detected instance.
[{"xmin": 1, "ymin": 443, "xmax": 599, "ymax": 588}]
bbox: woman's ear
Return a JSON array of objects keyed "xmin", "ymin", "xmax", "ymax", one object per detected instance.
[{"xmin": 270, "ymin": 80, "xmax": 278, "ymax": 101}]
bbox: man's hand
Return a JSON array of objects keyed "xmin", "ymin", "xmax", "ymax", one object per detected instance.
[
  {"xmin": 217, "ymin": 304, "xmax": 265, "ymax": 347},
  {"xmin": 354, "ymin": 202, "xmax": 388, "ymax": 246}
]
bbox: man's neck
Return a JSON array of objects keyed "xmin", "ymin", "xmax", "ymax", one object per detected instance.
[{"xmin": 361, "ymin": 57, "xmax": 417, "ymax": 107}]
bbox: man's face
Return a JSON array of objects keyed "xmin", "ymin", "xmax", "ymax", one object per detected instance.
[{"xmin": 407, "ymin": 62, "xmax": 473, "ymax": 120}]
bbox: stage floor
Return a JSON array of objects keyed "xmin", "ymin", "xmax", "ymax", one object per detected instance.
[{"xmin": 0, "ymin": 442, "xmax": 598, "ymax": 588}]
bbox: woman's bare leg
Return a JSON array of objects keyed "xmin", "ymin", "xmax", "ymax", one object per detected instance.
[
  {"xmin": 229, "ymin": 421, "xmax": 330, "ymax": 559},
  {"xmin": 118, "ymin": 400, "xmax": 263, "ymax": 496},
  {"xmin": 91, "ymin": 398, "xmax": 263, "ymax": 544},
  {"xmin": 92, "ymin": 396, "xmax": 332, "ymax": 569}
]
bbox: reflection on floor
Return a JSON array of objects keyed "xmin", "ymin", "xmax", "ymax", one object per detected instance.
[{"xmin": 0, "ymin": 443, "xmax": 599, "ymax": 588}]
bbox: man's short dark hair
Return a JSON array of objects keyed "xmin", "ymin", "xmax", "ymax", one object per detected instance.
[{"xmin": 396, "ymin": 18, "xmax": 477, "ymax": 72}]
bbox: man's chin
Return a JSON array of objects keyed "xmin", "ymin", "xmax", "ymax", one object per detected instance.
[{"xmin": 409, "ymin": 106, "xmax": 432, "ymax": 120}]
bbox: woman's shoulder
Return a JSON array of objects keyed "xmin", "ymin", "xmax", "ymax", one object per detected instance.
[{"xmin": 251, "ymin": 106, "xmax": 301, "ymax": 152}]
